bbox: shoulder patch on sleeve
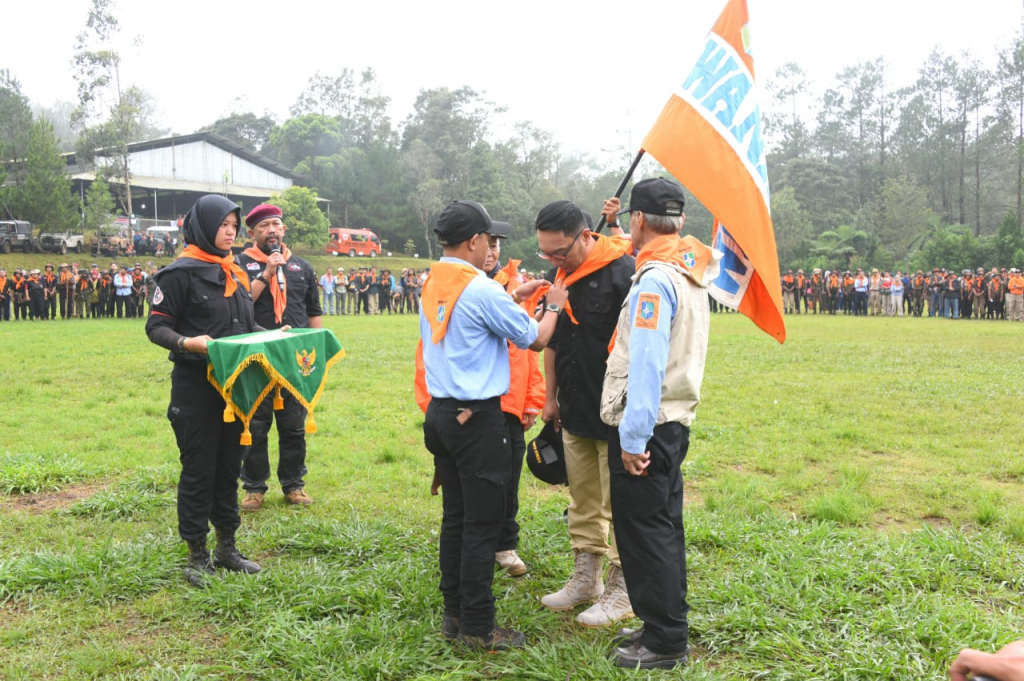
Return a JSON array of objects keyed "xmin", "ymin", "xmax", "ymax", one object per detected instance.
[
  {"xmin": 152, "ymin": 286, "xmax": 164, "ymax": 305},
  {"xmin": 635, "ymin": 292, "xmax": 660, "ymax": 330}
]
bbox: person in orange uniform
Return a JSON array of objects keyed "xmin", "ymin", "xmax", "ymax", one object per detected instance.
[{"xmin": 1007, "ymin": 268, "xmax": 1024, "ymax": 321}]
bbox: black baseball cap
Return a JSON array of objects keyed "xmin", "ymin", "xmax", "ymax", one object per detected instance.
[
  {"xmin": 617, "ymin": 177, "xmax": 686, "ymax": 217},
  {"xmin": 525, "ymin": 421, "xmax": 567, "ymax": 486},
  {"xmin": 434, "ymin": 200, "xmax": 510, "ymax": 245}
]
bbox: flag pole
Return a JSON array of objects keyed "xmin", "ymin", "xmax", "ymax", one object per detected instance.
[{"xmin": 593, "ymin": 149, "xmax": 646, "ymax": 233}]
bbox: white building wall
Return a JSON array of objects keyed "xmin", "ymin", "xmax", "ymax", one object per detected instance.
[{"xmin": 112, "ymin": 141, "xmax": 292, "ymax": 191}]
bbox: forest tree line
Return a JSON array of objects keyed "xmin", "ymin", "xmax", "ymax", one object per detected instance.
[{"xmin": 2, "ymin": 0, "xmax": 1024, "ymax": 273}]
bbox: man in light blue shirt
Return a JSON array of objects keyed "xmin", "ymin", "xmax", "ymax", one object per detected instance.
[
  {"xmin": 318, "ymin": 268, "xmax": 335, "ymax": 315},
  {"xmin": 419, "ymin": 200, "xmax": 566, "ymax": 652}
]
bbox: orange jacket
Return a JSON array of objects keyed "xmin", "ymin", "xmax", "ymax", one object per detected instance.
[{"xmin": 414, "ymin": 259, "xmax": 544, "ymax": 421}]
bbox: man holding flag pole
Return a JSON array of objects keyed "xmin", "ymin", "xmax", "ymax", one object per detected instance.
[{"xmin": 593, "ymin": 0, "xmax": 784, "ymax": 669}]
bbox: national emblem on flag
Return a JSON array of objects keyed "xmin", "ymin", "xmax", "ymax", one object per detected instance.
[
  {"xmin": 295, "ymin": 348, "xmax": 316, "ymax": 377},
  {"xmin": 640, "ymin": 0, "xmax": 785, "ymax": 343}
]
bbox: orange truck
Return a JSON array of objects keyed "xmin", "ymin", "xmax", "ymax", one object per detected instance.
[{"xmin": 326, "ymin": 227, "xmax": 381, "ymax": 257}]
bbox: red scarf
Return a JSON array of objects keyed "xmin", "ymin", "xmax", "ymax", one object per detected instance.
[
  {"xmin": 241, "ymin": 245, "xmax": 290, "ymax": 323},
  {"xmin": 178, "ymin": 245, "xmax": 250, "ymax": 298}
]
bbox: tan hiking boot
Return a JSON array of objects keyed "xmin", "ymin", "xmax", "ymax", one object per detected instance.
[
  {"xmin": 240, "ymin": 492, "xmax": 264, "ymax": 512},
  {"xmin": 285, "ymin": 488, "xmax": 313, "ymax": 506},
  {"xmin": 577, "ymin": 564, "xmax": 633, "ymax": 627},
  {"xmin": 495, "ymin": 550, "xmax": 527, "ymax": 577},
  {"xmin": 541, "ymin": 549, "xmax": 604, "ymax": 611}
]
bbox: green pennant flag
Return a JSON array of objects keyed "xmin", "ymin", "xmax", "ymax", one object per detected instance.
[{"xmin": 206, "ymin": 328, "xmax": 345, "ymax": 445}]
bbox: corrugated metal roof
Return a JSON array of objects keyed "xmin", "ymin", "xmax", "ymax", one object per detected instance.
[{"xmin": 71, "ymin": 172, "xmax": 280, "ymax": 198}]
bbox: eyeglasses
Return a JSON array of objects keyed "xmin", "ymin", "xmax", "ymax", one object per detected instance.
[{"xmin": 537, "ymin": 229, "xmax": 585, "ymax": 262}]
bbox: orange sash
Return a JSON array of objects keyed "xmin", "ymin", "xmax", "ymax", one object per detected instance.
[
  {"xmin": 555, "ymin": 234, "xmax": 632, "ymax": 324},
  {"xmin": 178, "ymin": 245, "xmax": 250, "ymax": 298},
  {"xmin": 241, "ymin": 245, "xmax": 291, "ymax": 323},
  {"xmin": 421, "ymin": 262, "xmax": 480, "ymax": 343}
]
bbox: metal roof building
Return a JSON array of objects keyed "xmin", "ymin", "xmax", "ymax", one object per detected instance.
[{"xmin": 68, "ymin": 132, "xmax": 307, "ymax": 223}]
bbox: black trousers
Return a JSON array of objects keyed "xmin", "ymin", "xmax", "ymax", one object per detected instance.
[
  {"xmin": 240, "ymin": 391, "xmax": 308, "ymax": 494},
  {"xmin": 0, "ymin": 298, "xmax": 8, "ymax": 321},
  {"xmin": 608, "ymin": 422, "xmax": 689, "ymax": 656},
  {"xmin": 497, "ymin": 413, "xmax": 526, "ymax": 552},
  {"xmin": 46, "ymin": 295, "xmax": 57, "ymax": 319},
  {"xmin": 423, "ymin": 397, "xmax": 512, "ymax": 636},
  {"xmin": 167, "ymin": 364, "xmax": 246, "ymax": 541},
  {"xmin": 58, "ymin": 291, "xmax": 71, "ymax": 318},
  {"xmin": 29, "ymin": 294, "xmax": 46, "ymax": 320},
  {"xmin": 115, "ymin": 295, "xmax": 129, "ymax": 318}
]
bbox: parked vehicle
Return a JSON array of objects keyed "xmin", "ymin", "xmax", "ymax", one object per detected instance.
[
  {"xmin": 0, "ymin": 220, "xmax": 38, "ymax": 254},
  {"xmin": 326, "ymin": 227, "xmax": 381, "ymax": 257},
  {"xmin": 91, "ymin": 224, "xmax": 132, "ymax": 257},
  {"xmin": 39, "ymin": 229, "xmax": 86, "ymax": 255}
]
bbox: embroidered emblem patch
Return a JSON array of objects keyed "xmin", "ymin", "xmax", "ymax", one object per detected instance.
[
  {"xmin": 296, "ymin": 349, "xmax": 317, "ymax": 377},
  {"xmin": 635, "ymin": 292, "xmax": 660, "ymax": 330},
  {"xmin": 152, "ymin": 286, "xmax": 163, "ymax": 305},
  {"xmin": 246, "ymin": 262, "xmax": 261, "ymax": 270},
  {"xmin": 288, "ymin": 263, "xmax": 301, "ymax": 271},
  {"xmin": 437, "ymin": 305, "xmax": 446, "ymax": 323},
  {"xmin": 682, "ymin": 251, "xmax": 696, "ymax": 269}
]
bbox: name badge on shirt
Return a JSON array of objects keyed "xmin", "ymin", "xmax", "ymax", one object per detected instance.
[
  {"xmin": 635, "ymin": 292, "xmax": 660, "ymax": 330},
  {"xmin": 246, "ymin": 262, "xmax": 261, "ymax": 271}
]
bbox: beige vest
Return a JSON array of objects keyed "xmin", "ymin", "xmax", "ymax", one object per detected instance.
[{"xmin": 600, "ymin": 260, "xmax": 712, "ymax": 429}]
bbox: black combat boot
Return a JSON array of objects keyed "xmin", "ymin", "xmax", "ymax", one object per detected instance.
[
  {"xmin": 212, "ymin": 528, "xmax": 261, "ymax": 574},
  {"xmin": 184, "ymin": 538, "xmax": 215, "ymax": 588}
]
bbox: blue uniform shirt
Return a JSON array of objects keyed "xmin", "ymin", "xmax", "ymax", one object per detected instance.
[
  {"xmin": 420, "ymin": 257, "xmax": 539, "ymax": 401},
  {"xmin": 619, "ymin": 267, "xmax": 678, "ymax": 454}
]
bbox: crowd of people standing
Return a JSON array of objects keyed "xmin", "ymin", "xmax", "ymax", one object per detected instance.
[
  {"xmin": 316, "ymin": 265, "xmax": 426, "ymax": 316},
  {"xmin": 780, "ymin": 266, "xmax": 1024, "ymax": 320},
  {"xmin": 0, "ymin": 261, "xmax": 157, "ymax": 321}
]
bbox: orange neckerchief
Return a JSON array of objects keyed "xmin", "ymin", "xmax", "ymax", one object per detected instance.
[
  {"xmin": 635, "ymin": 233, "xmax": 714, "ymax": 284},
  {"xmin": 60, "ymin": 271, "xmax": 72, "ymax": 285},
  {"xmin": 782, "ymin": 274, "xmax": 794, "ymax": 284},
  {"xmin": 607, "ymin": 235, "xmax": 713, "ymax": 355},
  {"xmin": 421, "ymin": 261, "xmax": 480, "ymax": 344},
  {"xmin": 78, "ymin": 277, "xmax": 90, "ymax": 291},
  {"xmin": 242, "ymin": 245, "xmax": 290, "ymax": 324},
  {"xmin": 43, "ymin": 274, "xmax": 55, "ymax": 286},
  {"xmin": 0, "ymin": 276, "xmax": 6, "ymax": 292},
  {"xmin": 555, "ymin": 234, "xmax": 632, "ymax": 324},
  {"xmin": 178, "ymin": 245, "xmax": 250, "ymax": 298}
]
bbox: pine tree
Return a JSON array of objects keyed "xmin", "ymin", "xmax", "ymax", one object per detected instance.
[{"xmin": 19, "ymin": 119, "xmax": 77, "ymax": 232}]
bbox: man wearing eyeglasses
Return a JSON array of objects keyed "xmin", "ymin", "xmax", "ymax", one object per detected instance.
[{"xmin": 534, "ymin": 200, "xmax": 636, "ymax": 628}]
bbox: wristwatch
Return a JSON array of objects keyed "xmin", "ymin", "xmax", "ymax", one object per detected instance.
[
  {"xmin": 259, "ymin": 272, "xmax": 271, "ymax": 285},
  {"xmin": 545, "ymin": 303, "xmax": 562, "ymax": 314}
]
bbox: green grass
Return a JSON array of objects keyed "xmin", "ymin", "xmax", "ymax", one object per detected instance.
[{"xmin": 1, "ymin": 312, "xmax": 1023, "ymax": 679}]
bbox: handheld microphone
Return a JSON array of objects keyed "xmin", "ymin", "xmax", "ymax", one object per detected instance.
[{"xmin": 270, "ymin": 245, "xmax": 285, "ymax": 291}]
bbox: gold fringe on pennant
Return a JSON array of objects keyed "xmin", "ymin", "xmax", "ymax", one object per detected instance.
[
  {"xmin": 273, "ymin": 385, "xmax": 284, "ymax": 410},
  {"xmin": 240, "ymin": 421, "xmax": 253, "ymax": 446},
  {"xmin": 305, "ymin": 412, "xmax": 317, "ymax": 434}
]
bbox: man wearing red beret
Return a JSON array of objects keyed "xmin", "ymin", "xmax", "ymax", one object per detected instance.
[{"xmin": 236, "ymin": 203, "xmax": 323, "ymax": 511}]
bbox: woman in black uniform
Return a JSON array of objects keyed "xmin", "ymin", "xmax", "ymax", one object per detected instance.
[{"xmin": 145, "ymin": 195, "xmax": 262, "ymax": 587}]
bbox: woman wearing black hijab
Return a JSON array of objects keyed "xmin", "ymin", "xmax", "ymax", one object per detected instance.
[{"xmin": 145, "ymin": 195, "xmax": 262, "ymax": 587}]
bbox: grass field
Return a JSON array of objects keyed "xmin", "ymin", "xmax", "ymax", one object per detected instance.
[{"xmin": 1, "ymin": 311, "xmax": 1022, "ymax": 680}]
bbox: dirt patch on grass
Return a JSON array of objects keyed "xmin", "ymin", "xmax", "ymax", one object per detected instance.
[{"xmin": 8, "ymin": 482, "xmax": 108, "ymax": 513}]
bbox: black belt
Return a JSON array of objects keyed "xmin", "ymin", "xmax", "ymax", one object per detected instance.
[{"xmin": 433, "ymin": 396, "xmax": 501, "ymax": 411}]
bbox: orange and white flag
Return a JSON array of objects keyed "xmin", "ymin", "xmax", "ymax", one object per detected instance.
[{"xmin": 641, "ymin": 0, "xmax": 785, "ymax": 343}]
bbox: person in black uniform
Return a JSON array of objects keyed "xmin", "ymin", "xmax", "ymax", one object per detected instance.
[
  {"xmin": 42, "ymin": 264, "xmax": 57, "ymax": 320},
  {"xmin": 27, "ymin": 269, "xmax": 47, "ymax": 320},
  {"xmin": 236, "ymin": 204, "xmax": 322, "ymax": 511},
  {"xmin": 145, "ymin": 194, "xmax": 263, "ymax": 587}
]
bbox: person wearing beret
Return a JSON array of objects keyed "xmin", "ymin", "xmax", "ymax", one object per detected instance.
[
  {"xmin": 145, "ymin": 195, "xmax": 262, "ymax": 587},
  {"xmin": 236, "ymin": 203, "xmax": 322, "ymax": 512}
]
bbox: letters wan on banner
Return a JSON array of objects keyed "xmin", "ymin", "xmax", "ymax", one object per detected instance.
[{"xmin": 641, "ymin": 0, "xmax": 785, "ymax": 343}]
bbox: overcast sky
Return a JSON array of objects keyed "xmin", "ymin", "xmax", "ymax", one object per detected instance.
[{"xmin": 4, "ymin": 0, "xmax": 1023, "ymax": 166}]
